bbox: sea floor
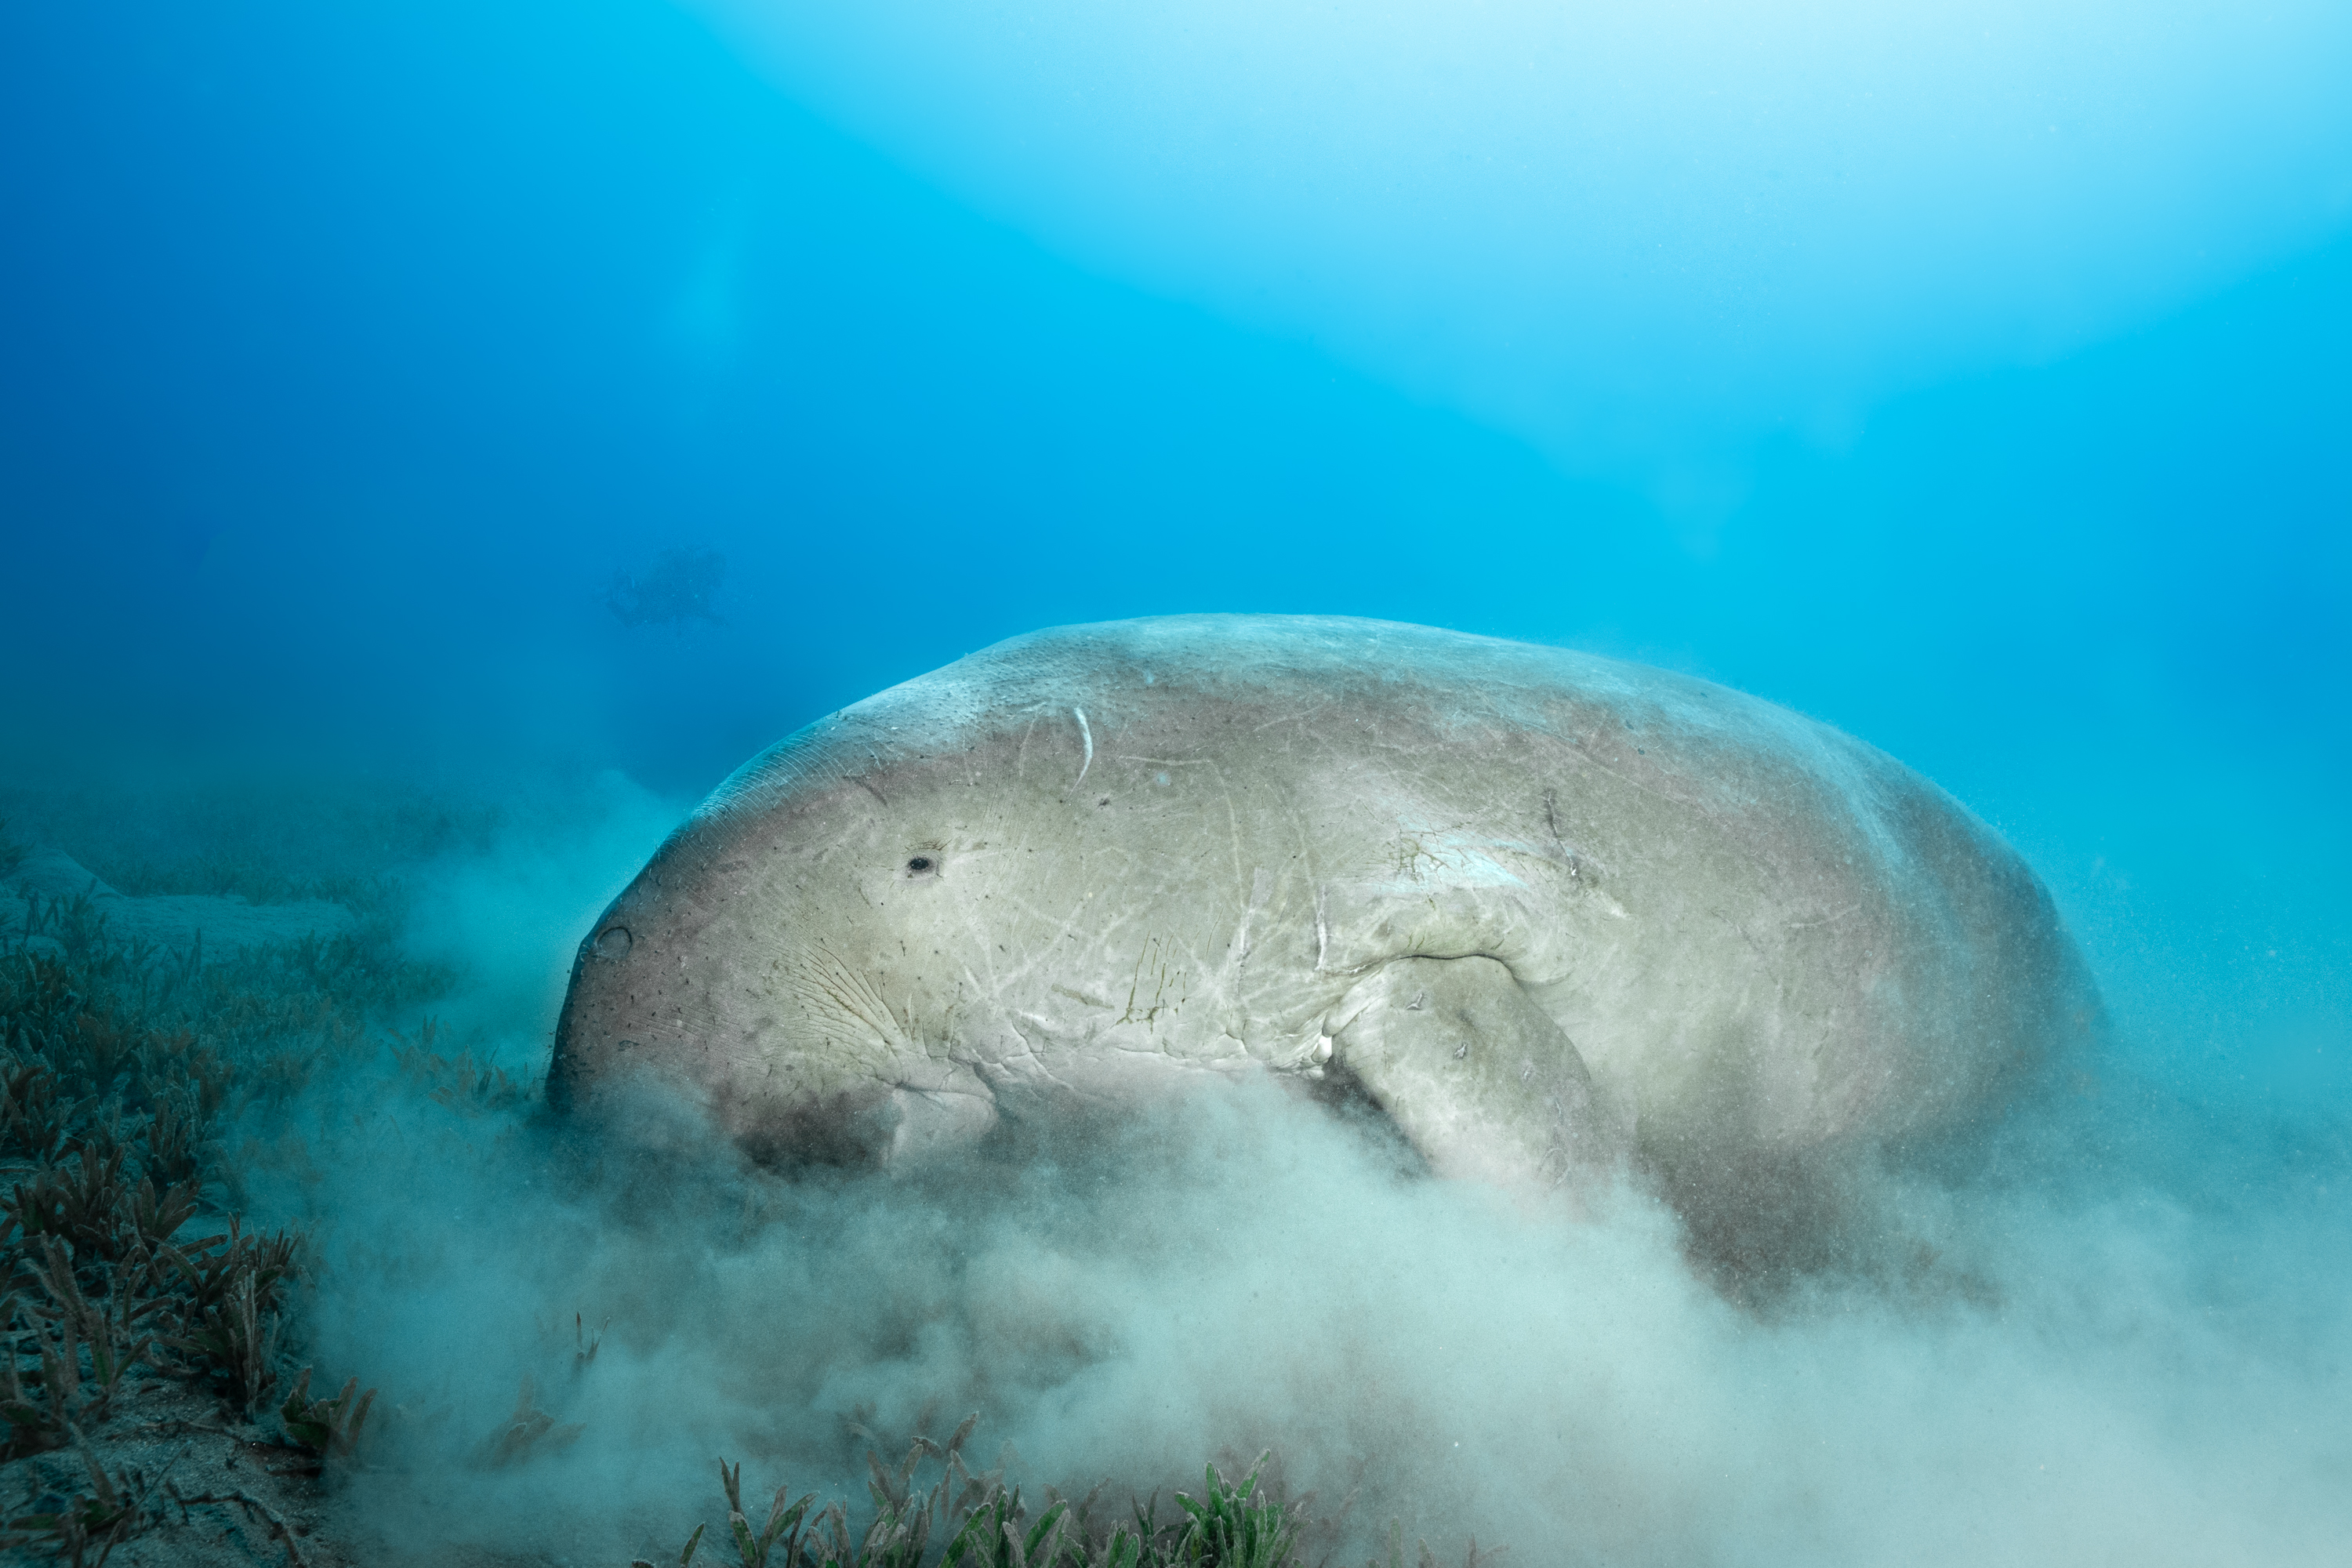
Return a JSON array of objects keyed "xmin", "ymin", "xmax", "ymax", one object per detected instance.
[{"xmin": 4, "ymin": 773, "xmax": 2349, "ymax": 1567}]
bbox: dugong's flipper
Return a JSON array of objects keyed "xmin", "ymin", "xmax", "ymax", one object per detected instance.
[{"xmin": 1331, "ymin": 957, "xmax": 1610, "ymax": 1189}]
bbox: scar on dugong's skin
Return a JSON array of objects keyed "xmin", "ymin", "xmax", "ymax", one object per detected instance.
[{"xmin": 550, "ymin": 615, "xmax": 2100, "ymax": 1268}]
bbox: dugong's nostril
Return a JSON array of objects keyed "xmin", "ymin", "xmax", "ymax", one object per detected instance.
[{"xmin": 593, "ymin": 925, "xmax": 633, "ymax": 959}]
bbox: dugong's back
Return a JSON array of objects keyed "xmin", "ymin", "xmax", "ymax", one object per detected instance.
[{"xmin": 554, "ymin": 616, "xmax": 2099, "ymax": 1258}]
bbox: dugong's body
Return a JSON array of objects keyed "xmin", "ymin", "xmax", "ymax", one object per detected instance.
[{"xmin": 553, "ymin": 617, "xmax": 2096, "ymax": 1252}]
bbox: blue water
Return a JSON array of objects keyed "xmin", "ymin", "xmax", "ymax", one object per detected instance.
[
  {"xmin": 3, "ymin": 2, "xmax": 2348, "ymax": 1555},
  {"xmin": 7, "ymin": 0, "xmax": 2343, "ymax": 1103}
]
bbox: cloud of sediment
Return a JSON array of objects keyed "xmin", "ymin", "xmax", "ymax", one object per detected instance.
[
  {"xmin": 256, "ymin": 782, "xmax": 2352, "ymax": 1565},
  {"xmin": 695, "ymin": 0, "xmax": 2352, "ymax": 479}
]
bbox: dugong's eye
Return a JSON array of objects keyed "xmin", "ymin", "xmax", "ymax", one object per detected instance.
[{"xmin": 906, "ymin": 856, "xmax": 936, "ymax": 878}]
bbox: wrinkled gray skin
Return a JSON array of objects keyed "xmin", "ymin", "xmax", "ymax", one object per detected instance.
[{"xmin": 552, "ymin": 616, "xmax": 2098, "ymax": 1252}]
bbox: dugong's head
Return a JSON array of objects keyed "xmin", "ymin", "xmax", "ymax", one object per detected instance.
[
  {"xmin": 550, "ymin": 708, "xmax": 1012, "ymax": 1166},
  {"xmin": 546, "ymin": 646, "xmax": 1260, "ymax": 1169}
]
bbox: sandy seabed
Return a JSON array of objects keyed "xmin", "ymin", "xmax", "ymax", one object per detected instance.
[{"xmin": 3, "ymin": 775, "xmax": 2349, "ymax": 1568}]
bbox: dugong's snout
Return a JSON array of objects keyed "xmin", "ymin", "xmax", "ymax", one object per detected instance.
[
  {"xmin": 549, "ymin": 924, "xmax": 882, "ymax": 1163},
  {"xmin": 547, "ymin": 878, "xmax": 996, "ymax": 1171}
]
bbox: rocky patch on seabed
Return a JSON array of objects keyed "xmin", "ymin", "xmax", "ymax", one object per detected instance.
[{"xmin": 5, "ymin": 851, "xmax": 356, "ymax": 964}]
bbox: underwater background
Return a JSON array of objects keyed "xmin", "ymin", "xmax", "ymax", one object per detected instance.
[{"xmin": 2, "ymin": 2, "xmax": 2348, "ymax": 1562}]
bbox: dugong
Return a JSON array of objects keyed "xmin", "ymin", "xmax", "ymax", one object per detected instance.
[{"xmin": 552, "ymin": 616, "xmax": 2097, "ymax": 1261}]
